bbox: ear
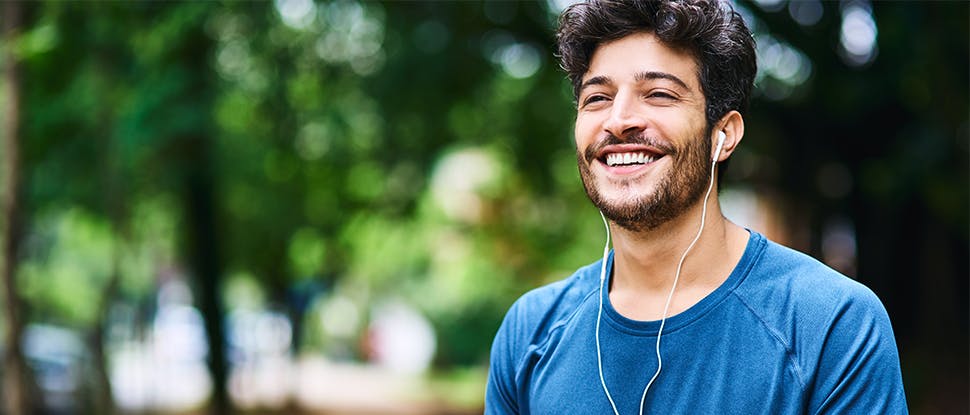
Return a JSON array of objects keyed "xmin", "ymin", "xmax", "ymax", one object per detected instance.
[{"xmin": 711, "ymin": 110, "xmax": 744, "ymax": 163}]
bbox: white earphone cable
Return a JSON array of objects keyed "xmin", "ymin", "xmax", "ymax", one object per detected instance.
[
  {"xmin": 637, "ymin": 152, "xmax": 719, "ymax": 414},
  {"xmin": 596, "ymin": 211, "xmax": 621, "ymax": 415},
  {"xmin": 596, "ymin": 144, "xmax": 721, "ymax": 415}
]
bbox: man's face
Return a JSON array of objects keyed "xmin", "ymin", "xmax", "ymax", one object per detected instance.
[{"xmin": 575, "ymin": 31, "xmax": 712, "ymax": 232}]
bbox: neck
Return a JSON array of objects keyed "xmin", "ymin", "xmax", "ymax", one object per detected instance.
[{"xmin": 607, "ymin": 193, "xmax": 748, "ymax": 320}]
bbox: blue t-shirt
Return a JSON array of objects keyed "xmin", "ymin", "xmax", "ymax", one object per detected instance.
[{"xmin": 486, "ymin": 231, "xmax": 907, "ymax": 414}]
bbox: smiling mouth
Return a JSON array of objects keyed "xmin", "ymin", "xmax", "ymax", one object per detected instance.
[
  {"xmin": 604, "ymin": 152, "xmax": 659, "ymax": 167},
  {"xmin": 586, "ymin": 139, "xmax": 670, "ymax": 170}
]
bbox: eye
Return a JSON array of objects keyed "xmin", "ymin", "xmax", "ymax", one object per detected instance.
[
  {"xmin": 581, "ymin": 94, "xmax": 610, "ymax": 108},
  {"xmin": 646, "ymin": 90, "xmax": 678, "ymax": 100}
]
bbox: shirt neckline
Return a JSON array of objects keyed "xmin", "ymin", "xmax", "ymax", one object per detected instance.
[{"xmin": 600, "ymin": 230, "xmax": 764, "ymax": 336}]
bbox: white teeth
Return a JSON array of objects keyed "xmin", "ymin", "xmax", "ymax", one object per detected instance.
[{"xmin": 605, "ymin": 152, "xmax": 655, "ymax": 167}]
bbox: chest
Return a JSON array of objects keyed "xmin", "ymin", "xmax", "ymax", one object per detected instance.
[{"xmin": 523, "ymin": 314, "xmax": 807, "ymax": 415}]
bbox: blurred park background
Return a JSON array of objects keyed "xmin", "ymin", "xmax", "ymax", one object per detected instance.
[{"xmin": 0, "ymin": 0, "xmax": 966, "ymax": 414}]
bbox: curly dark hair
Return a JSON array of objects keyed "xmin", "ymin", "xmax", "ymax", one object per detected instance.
[{"xmin": 556, "ymin": 0, "xmax": 757, "ymax": 129}]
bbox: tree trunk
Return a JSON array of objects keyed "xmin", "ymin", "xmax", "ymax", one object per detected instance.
[
  {"xmin": 90, "ymin": 265, "xmax": 119, "ymax": 415},
  {"xmin": 88, "ymin": 45, "xmax": 129, "ymax": 415},
  {"xmin": 176, "ymin": 13, "xmax": 229, "ymax": 413},
  {"xmin": 184, "ymin": 137, "xmax": 229, "ymax": 415},
  {"xmin": 1, "ymin": 2, "xmax": 32, "ymax": 414}
]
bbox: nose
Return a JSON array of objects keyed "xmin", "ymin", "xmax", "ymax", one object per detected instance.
[{"xmin": 602, "ymin": 92, "xmax": 646, "ymax": 139}]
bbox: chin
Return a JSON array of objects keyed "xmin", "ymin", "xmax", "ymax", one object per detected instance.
[{"xmin": 598, "ymin": 180, "xmax": 655, "ymax": 203}]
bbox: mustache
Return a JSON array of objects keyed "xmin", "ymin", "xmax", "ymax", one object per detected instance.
[{"xmin": 583, "ymin": 133, "xmax": 676, "ymax": 164}]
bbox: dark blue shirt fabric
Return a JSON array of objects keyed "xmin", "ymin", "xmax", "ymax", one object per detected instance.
[{"xmin": 485, "ymin": 231, "xmax": 907, "ymax": 414}]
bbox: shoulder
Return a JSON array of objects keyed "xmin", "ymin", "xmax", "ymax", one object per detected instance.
[
  {"xmin": 495, "ymin": 259, "xmax": 601, "ymax": 352},
  {"xmin": 733, "ymin": 234, "xmax": 906, "ymax": 412},
  {"xmin": 727, "ymin": 234, "xmax": 894, "ymax": 362},
  {"xmin": 732, "ymin": 235, "xmax": 892, "ymax": 344},
  {"xmin": 485, "ymin": 259, "xmax": 602, "ymax": 413},
  {"xmin": 736, "ymin": 236, "xmax": 883, "ymax": 315}
]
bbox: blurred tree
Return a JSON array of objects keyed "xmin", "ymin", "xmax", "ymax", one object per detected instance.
[
  {"xmin": 17, "ymin": 2, "xmax": 231, "ymax": 412},
  {"xmin": 1, "ymin": 2, "xmax": 32, "ymax": 414},
  {"xmin": 147, "ymin": 4, "xmax": 231, "ymax": 413}
]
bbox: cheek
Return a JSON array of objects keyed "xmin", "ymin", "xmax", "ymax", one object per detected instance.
[{"xmin": 573, "ymin": 115, "xmax": 597, "ymax": 150}]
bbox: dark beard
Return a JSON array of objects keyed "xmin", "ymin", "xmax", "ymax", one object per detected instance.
[{"xmin": 577, "ymin": 131, "xmax": 712, "ymax": 233}]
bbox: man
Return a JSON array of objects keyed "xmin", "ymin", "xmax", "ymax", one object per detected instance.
[{"xmin": 485, "ymin": 0, "xmax": 908, "ymax": 414}]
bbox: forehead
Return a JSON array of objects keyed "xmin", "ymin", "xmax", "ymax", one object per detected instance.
[{"xmin": 583, "ymin": 32, "xmax": 700, "ymax": 90}]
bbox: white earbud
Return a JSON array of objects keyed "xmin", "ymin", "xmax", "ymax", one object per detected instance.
[{"xmin": 713, "ymin": 130, "xmax": 726, "ymax": 162}]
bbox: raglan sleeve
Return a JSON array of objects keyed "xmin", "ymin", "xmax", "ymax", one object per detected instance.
[
  {"xmin": 485, "ymin": 298, "xmax": 527, "ymax": 415},
  {"xmin": 808, "ymin": 286, "xmax": 908, "ymax": 414}
]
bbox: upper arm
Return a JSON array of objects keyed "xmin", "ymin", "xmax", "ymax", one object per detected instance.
[
  {"xmin": 808, "ymin": 288, "xmax": 908, "ymax": 414},
  {"xmin": 485, "ymin": 301, "xmax": 524, "ymax": 415}
]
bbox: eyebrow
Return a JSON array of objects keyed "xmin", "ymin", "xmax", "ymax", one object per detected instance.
[
  {"xmin": 578, "ymin": 71, "xmax": 691, "ymax": 94},
  {"xmin": 635, "ymin": 71, "xmax": 690, "ymax": 90},
  {"xmin": 578, "ymin": 75, "xmax": 612, "ymax": 95}
]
